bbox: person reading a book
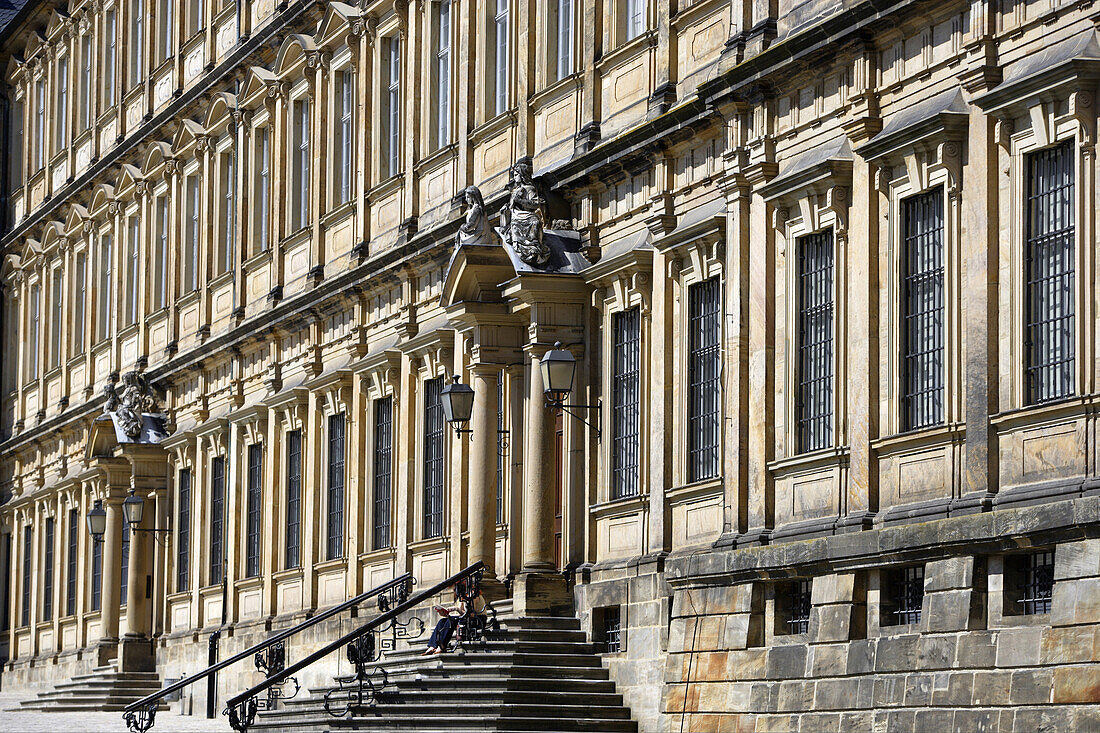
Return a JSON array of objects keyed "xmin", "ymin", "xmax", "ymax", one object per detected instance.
[{"xmin": 421, "ymin": 583, "xmax": 487, "ymax": 656}]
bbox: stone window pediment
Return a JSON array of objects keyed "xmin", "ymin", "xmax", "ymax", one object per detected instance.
[
  {"xmin": 757, "ymin": 138, "xmax": 852, "ymax": 208},
  {"xmin": 858, "ymin": 88, "xmax": 969, "ymax": 164},
  {"xmin": 974, "ymin": 31, "xmax": 1100, "ymax": 119}
]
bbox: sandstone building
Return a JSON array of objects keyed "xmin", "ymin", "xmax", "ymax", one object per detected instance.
[{"xmin": 1, "ymin": 0, "xmax": 1100, "ymax": 730}]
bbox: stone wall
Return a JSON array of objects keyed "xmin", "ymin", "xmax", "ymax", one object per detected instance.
[{"xmin": 659, "ymin": 497, "xmax": 1100, "ymax": 732}]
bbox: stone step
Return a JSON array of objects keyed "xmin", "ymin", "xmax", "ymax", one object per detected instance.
[
  {"xmin": 253, "ymin": 713, "xmax": 638, "ymax": 732},
  {"xmin": 295, "ymin": 674, "xmax": 622, "ymax": 700}
]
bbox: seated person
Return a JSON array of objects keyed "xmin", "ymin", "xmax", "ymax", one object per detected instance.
[{"xmin": 421, "ymin": 583, "xmax": 487, "ymax": 656}]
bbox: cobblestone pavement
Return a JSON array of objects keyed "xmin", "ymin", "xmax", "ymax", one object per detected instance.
[{"xmin": 0, "ymin": 693, "xmax": 234, "ymax": 732}]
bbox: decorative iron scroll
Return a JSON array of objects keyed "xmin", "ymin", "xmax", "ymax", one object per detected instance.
[
  {"xmin": 253, "ymin": 640, "xmax": 300, "ymax": 710},
  {"xmin": 226, "ymin": 696, "xmax": 258, "ymax": 733},
  {"xmin": 123, "ymin": 703, "xmax": 157, "ymax": 733}
]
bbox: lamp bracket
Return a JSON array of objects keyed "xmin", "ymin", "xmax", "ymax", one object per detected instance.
[{"xmin": 546, "ymin": 400, "xmax": 602, "ymax": 440}]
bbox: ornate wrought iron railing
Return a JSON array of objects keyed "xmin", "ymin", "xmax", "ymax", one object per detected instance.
[
  {"xmin": 121, "ymin": 572, "xmax": 415, "ymax": 733},
  {"xmin": 223, "ymin": 561, "xmax": 488, "ymax": 732}
]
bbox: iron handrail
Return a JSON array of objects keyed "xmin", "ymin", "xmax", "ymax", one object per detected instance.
[
  {"xmin": 225, "ymin": 561, "xmax": 485, "ymax": 717},
  {"xmin": 123, "ymin": 572, "xmax": 414, "ymax": 714}
]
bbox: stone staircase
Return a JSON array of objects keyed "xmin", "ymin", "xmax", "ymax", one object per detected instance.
[
  {"xmin": 251, "ymin": 608, "xmax": 637, "ymax": 732},
  {"xmin": 11, "ymin": 662, "xmax": 166, "ymax": 712}
]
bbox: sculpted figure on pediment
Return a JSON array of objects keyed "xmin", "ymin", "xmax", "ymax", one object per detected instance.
[
  {"xmin": 499, "ymin": 160, "xmax": 550, "ymax": 267},
  {"xmin": 455, "ymin": 186, "xmax": 495, "ymax": 247}
]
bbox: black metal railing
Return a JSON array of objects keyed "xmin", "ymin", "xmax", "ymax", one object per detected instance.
[
  {"xmin": 223, "ymin": 561, "xmax": 487, "ymax": 732},
  {"xmin": 121, "ymin": 572, "xmax": 415, "ymax": 733}
]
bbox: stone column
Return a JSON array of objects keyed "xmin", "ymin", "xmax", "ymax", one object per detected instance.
[
  {"xmin": 514, "ymin": 350, "xmax": 569, "ymax": 616},
  {"xmin": 98, "ymin": 497, "xmax": 123, "ymax": 663},
  {"xmin": 468, "ymin": 364, "xmax": 499, "ymax": 573},
  {"xmin": 119, "ymin": 492, "xmax": 154, "ymax": 672}
]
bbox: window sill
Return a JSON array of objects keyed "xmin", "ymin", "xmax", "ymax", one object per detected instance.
[
  {"xmin": 666, "ymin": 476, "xmax": 722, "ymax": 503},
  {"xmin": 768, "ymin": 445, "xmax": 849, "ymax": 477},
  {"xmin": 870, "ymin": 421, "xmax": 964, "ymax": 456},
  {"xmin": 595, "ymin": 29, "xmax": 657, "ymax": 75},
  {"xmin": 469, "ymin": 108, "xmax": 518, "ymax": 147},
  {"xmin": 590, "ymin": 493, "xmax": 649, "ymax": 519},
  {"xmin": 530, "ymin": 71, "xmax": 583, "ymax": 108},
  {"xmin": 358, "ymin": 546, "xmax": 398, "ymax": 564},
  {"xmin": 415, "ymin": 143, "xmax": 458, "ymax": 175},
  {"xmin": 272, "ymin": 567, "xmax": 303, "ymax": 582},
  {"xmin": 990, "ymin": 394, "xmax": 1096, "ymax": 430}
]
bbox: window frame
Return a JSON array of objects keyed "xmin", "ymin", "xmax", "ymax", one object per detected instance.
[
  {"xmin": 326, "ymin": 413, "xmax": 347, "ymax": 561},
  {"xmin": 245, "ymin": 443, "xmax": 262, "ymax": 578},
  {"xmin": 285, "ymin": 429, "xmax": 302, "ymax": 570},
  {"xmin": 209, "ymin": 455, "xmax": 225, "ymax": 586},
  {"xmin": 686, "ymin": 277, "xmax": 721, "ymax": 482},
  {"xmin": 372, "ymin": 396, "xmax": 394, "ymax": 551},
  {"xmin": 611, "ymin": 307, "xmax": 641, "ymax": 499},
  {"xmin": 423, "ymin": 376, "xmax": 446, "ymax": 539},
  {"xmin": 176, "ymin": 467, "xmax": 192, "ymax": 593},
  {"xmin": 794, "ymin": 229, "xmax": 835, "ymax": 454}
]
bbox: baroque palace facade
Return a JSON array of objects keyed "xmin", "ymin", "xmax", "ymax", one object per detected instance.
[{"xmin": 1, "ymin": 0, "xmax": 1100, "ymax": 729}]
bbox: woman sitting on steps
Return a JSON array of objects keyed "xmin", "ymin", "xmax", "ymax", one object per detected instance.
[{"xmin": 421, "ymin": 582, "xmax": 487, "ymax": 656}]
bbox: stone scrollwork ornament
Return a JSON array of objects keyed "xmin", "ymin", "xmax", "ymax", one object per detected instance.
[
  {"xmin": 103, "ymin": 371, "xmax": 161, "ymax": 440},
  {"xmin": 499, "ymin": 161, "xmax": 550, "ymax": 267},
  {"xmin": 455, "ymin": 186, "xmax": 494, "ymax": 247}
]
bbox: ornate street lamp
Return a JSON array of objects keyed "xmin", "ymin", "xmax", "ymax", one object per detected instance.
[
  {"xmin": 540, "ymin": 343, "xmax": 601, "ymax": 439},
  {"xmin": 122, "ymin": 488, "xmax": 145, "ymax": 527},
  {"xmin": 441, "ymin": 375, "xmax": 475, "ymax": 435},
  {"xmin": 86, "ymin": 500, "xmax": 106, "ymax": 543},
  {"xmin": 88, "ymin": 491, "xmax": 173, "ymax": 545}
]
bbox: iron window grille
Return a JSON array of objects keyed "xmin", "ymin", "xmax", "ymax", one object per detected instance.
[
  {"xmin": 246, "ymin": 444, "xmax": 262, "ymax": 578},
  {"xmin": 1025, "ymin": 141, "xmax": 1076, "ymax": 404},
  {"xmin": 373, "ymin": 398, "xmax": 394, "ymax": 551},
  {"xmin": 497, "ymin": 374, "xmax": 505, "ymax": 525},
  {"xmin": 424, "ymin": 377, "xmax": 446, "ymax": 539},
  {"xmin": 91, "ymin": 528, "xmax": 103, "ymax": 611},
  {"xmin": 900, "ymin": 188, "xmax": 945, "ymax": 430},
  {"xmin": 797, "ymin": 230, "xmax": 835, "ymax": 453},
  {"xmin": 177, "ymin": 468, "xmax": 191, "ymax": 593},
  {"xmin": 210, "ymin": 456, "xmax": 225, "ymax": 585},
  {"xmin": 43, "ymin": 518, "xmax": 54, "ymax": 622},
  {"xmin": 285, "ymin": 430, "xmax": 302, "ymax": 569},
  {"xmin": 327, "ymin": 413, "xmax": 347, "ymax": 561},
  {"xmin": 612, "ymin": 307, "xmax": 641, "ymax": 499},
  {"xmin": 67, "ymin": 509, "xmax": 78, "ymax": 616},
  {"xmin": 21, "ymin": 527, "xmax": 31, "ymax": 627},
  {"xmin": 885, "ymin": 565, "xmax": 924, "ymax": 626},
  {"xmin": 120, "ymin": 520, "xmax": 129, "ymax": 601},
  {"xmin": 688, "ymin": 278, "xmax": 721, "ymax": 482},
  {"xmin": 1015, "ymin": 551, "xmax": 1055, "ymax": 616},
  {"xmin": 602, "ymin": 606, "xmax": 622, "ymax": 653},
  {"xmin": 784, "ymin": 580, "xmax": 812, "ymax": 635}
]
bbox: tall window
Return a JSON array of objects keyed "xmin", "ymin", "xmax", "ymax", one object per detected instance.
[
  {"xmin": 209, "ymin": 456, "xmax": 224, "ymax": 585},
  {"xmin": 176, "ymin": 468, "xmax": 191, "ymax": 592},
  {"xmin": 285, "ymin": 430, "xmax": 302, "ymax": 569},
  {"xmin": 432, "ymin": 1, "xmax": 451, "ymax": 149},
  {"xmin": 292, "ymin": 99, "xmax": 310, "ymax": 231},
  {"xmin": 157, "ymin": 0, "xmax": 173, "ymax": 63},
  {"xmin": 97, "ymin": 233, "xmax": 113, "ymax": 341},
  {"xmin": 187, "ymin": 0, "xmax": 203, "ymax": 37},
  {"xmin": 220, "ymin": 150, "xmax": 235, "ymax": 272},
  {"xmin": 901, "ymin": 188, "xmax": 944, "ymax": 430},
  {"xmin": 336, "ymin": 71, "xmax": 354, "ymax": 204},
  {"xmin": 327, "ymin": 413, "xmax": 346, "ymax": 560},
  {"xmin": 383, "ymin": 37, "xmax": 401, "ymax": 178},
  {"xmin": 154, "ymin": 197, "xmax": 168, "ymax": 309},
  {"xmin": 687, "ymin": 278, "xmax": 721, "ymax": 481},
  {"xmin": 612, "ymin": 308, "xmax": 641, "ymax": 499},
  {"xmin": 372, "ymin": 397, "xmax": 393, "ymax": 550},
  {"xmin": 66, "ymin": 508, "xmax": 78, "ymax": 616},
  {"xmin": 73, "ymin": 251, "xmax": 86, "ymax": 352},
  {"xmin": 130, "ymin": 0, "xmax": 145, "ymax": 88},
  {"xmin": 185, "ymin": 175, "xmax": 200, "ymax": 291},
  {"xmin": 56, "ymin": 56, "xmax": 68, "ymax": 151},
  {"xmin": 623, "ymin": 0, "xmax": 645, "ymax": 42},
  {"xmin": 246, "ymin": 444, "xmax": 262, "ymax": 578},
  {"xmin": 797, "ymin": 230, "xmax": 834, "ymax": 453},
  {"xmin": 424, "ymin": 377, "xmax": 445, "ymax": 538},
  {"xmin": 490, "ymin": 0, "xmax": 509, "ymax": 116},
  {"xmin": 0, "ymin": 534, "xmax": 9, "ymax": 631},
  {"xmin": 28, "ymin": 283, "xmax": 39, "ymax": 380},
  {"xmin": 90, "ymin": 510, "xmax": 103, "ymax": 610},
  {"xmin": 126, "ymin": 216, "xmax": 139, "ymax": 325},
  {"xmin": 104, "ymin": 9, "xmax": 117, "ymax": 107},
  {"xmin": 21, "ymin": 526, "xmax": 31, "ymax": 627},
  {"xmin": 42, "ymin": 518, "xmax": 54, "ymax": 621},
  {"xmin": 1025, "ymin": 141, "xmax": 1075, "ymax": 404},
  {"xmin": 497, "ymin": 374, "xmax": 504, "ymax": 524},
  {"xmin": 34, "ymin": 79, "xmax": 44, "ymax": 170},
  {"xmin": 8, "ymin": 99, "xmax": 22, "ymax": 191},
  {"xmin": 550, "ymin": 0, "xmax": 573, "ymax": 81},
  {"xmin": 120, "ymin": 520, "xmax": 129, "ymax": 601},
  {"xmin": 50, "ymin": 268, "xmax": 63, "ymax": 368},
  {"xmin": 255, "ymin": 127, "xmax": 270, "ymax": 252},
  {"xmin": 81, "ymin": 35, "xmax": 93, "ymax": 130}
]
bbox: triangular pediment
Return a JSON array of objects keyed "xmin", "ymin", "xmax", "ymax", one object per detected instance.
[
  {"xmin": 317, "ymin": 2, "xmax": 361, "ymax": 47},
  {"xmin": 172, "ymin": 119, "xmax": 206, "ymax": 152}
]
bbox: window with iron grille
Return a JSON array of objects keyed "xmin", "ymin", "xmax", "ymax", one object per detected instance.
[
  {"xmin": 327, "ymin": 413, "xmax": 346, "ymax": 560},
  {"xmin": 43, "ymin": 518, "xmax": 54, "ymax": 621},
  {"xmin": 601, "ymin": 606, "xmax": 622, "ymax": 653},
  {"xmin": 424, "ymin": 377, "xmax": 446, "ymax": 538},
  {"xmin": 67, "ymin": 509, "xmax": 78, "ymax": 616},
  {"xmin": 1025, "ymin": 141, "xmax": 1075, "ymax": 404},
  {"xmin": 497, "ymin": 374, "xmax": 505, "ymax": 525},
  {"xmin": 901, "ymin": 188, "xmax": 945, "ymax": 430},
  {"xmin": 777, "ymin": 579, "xmax": 812, "ymax": 635},
  {"xmin": 21, "ymin": 527, "xmax": 31, "ymax": 626},
  {"xmin": 285, "ymin": 430, "xmax": 302, "ymax": 569},
  {"xmin": 210, "ymin": 456, "xmax": 225, "ymax": 585},
  {"xmin": 883, "ymin": 565, "xmax": 924, "ymax": 626},
  {"xmin": 246, "ymin": 444, "xmax": 262, "ymax": 578},
  {"xmin": 91, "ymin": 526, "xmax": 102, "ymax": 611},
  {"xmin": 1006, "ymin": 551, "xmax": 1055, "ymax": 616},
  {"xmin": 373, "ymin": 398, "xmax": 393, "ymax": 551},
  {"xmin": 797, "ymin": 230, "xmax": 835, "ymax": 453},
  {"xmin": 688, "ymin": 278, "xmax": 721, "ymax": 482},
  {"xmin": 120, "ymin": 520, "xmax": 129, "ymax": 602},
  {"xmin": 177, "ymin": 468, "xmax": 191, "ymax": 593},
  {"xmin": 612, "ymin": 307, "xmax": 641, "ymax": 498}
]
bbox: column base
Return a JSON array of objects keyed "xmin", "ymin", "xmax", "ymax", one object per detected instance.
[
  {"xmin": 118, "ymin": 635, "xmax": 156, "ymax": 673},
  {"xmin": 479, "ymin": 575, "xmax": 509, "ymax": 605},
  {"xmin": 95, "ymin": 639, "xmax": 119, "ymax": 668},
  {"xmin": 512, "ymin": 572, "xmax": 572, "ymax": 617}
]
